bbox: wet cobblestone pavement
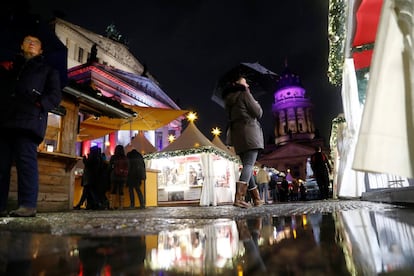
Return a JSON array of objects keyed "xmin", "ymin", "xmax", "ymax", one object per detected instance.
[
  {"xmin": 0, "ymin": 199, "xmax": 396, "ymax": 236},
  {"xmin": 1, "ymin": 199, "xmax": 414, "ymax": 275}
]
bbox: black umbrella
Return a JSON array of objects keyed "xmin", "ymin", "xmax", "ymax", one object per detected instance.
[
  {"xmin": 212, "ymin": 62, "xmax": 278, "ymax": 108},
  {"xmin": 0, "ymin": 13, "xmax": 68, "ymax": 88}
]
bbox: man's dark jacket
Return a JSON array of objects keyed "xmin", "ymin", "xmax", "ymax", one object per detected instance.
[{"xmin": 0, "ymin": 54, "xmax": 61, "ymax": 144}]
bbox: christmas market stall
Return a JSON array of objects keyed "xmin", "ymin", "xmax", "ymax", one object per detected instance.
[
  {"xmin": 73, "ymin": 99, "xmax": 188, "ymax": 209},
  {"xmin": 145, "ymin": 114, "xmax": 240, "ymax": 206}
]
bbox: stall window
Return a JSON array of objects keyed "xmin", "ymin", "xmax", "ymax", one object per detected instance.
[{"xmin": 39, "ymin": 112, "xmax": 62, "ymax": 153}]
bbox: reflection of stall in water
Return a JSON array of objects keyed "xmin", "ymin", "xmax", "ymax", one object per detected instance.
[{"xmin": 146, "ymin": 219, "xmax": 238, "ymax": 274}]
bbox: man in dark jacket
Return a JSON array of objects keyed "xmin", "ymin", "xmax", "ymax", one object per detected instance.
[
  {"xmin": 0, "ymin": 33, "xmax": 62, "ymax": 217},
  {"xmin": 310, "ymin": 146, "xmax": 332, "ymax": 200},
  {"xmin": 127, "ymin": 149, "xmax": 146, "ymax": 209}
]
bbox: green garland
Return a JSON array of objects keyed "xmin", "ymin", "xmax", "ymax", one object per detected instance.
[
  {"xmin": 329, "ymin": 115, "xmax": 346, "ymax": 159},
  {"xmin": 144, "ymin": 146, "xmax": 241, "ymax": 163},
  {"xmin": 328, "ymin": 0, "xmax": 346, "ymax": 86}
]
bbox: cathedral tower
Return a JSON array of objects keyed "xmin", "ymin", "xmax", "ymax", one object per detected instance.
[{"xmin": 272, "ymin": 65, "xmax": 315, "ymax": 145}]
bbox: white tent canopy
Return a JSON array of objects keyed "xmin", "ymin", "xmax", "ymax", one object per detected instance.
[{"xmin": 146, "ymin": 121, "xmax": 239, "ymax": 206}]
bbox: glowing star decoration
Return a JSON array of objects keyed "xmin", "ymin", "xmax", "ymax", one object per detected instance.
[
  {"xmin": 186, "ymin": 112, "xmax": 198, "ymax": 122},
  {"xmin": 212, "ymin": 127, "xmax": 221, "ymax": 137},
  {"xmin": 168, "ymin": 134, "xmax": 175, "ymax": 143}
]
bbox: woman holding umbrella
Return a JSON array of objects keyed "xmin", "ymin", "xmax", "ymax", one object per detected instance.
[{"xmin": 222, "ymin": 73, "xmax": 264, "ymax": 208}]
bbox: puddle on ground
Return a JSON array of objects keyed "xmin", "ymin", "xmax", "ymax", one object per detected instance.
[{"xmin": 1, "ymin": 208, "xmax": 414, "ymax": 275}]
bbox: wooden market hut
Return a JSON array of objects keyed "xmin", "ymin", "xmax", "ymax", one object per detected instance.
[{"xmin": 8, "ymin": 81, "xmax": 136, "ymax": 212}]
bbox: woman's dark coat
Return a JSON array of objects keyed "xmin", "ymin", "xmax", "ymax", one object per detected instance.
[
  {"xmin": 223, "ymin": 84, "xmax": 264, "ymax": 154},
  {"xmin": 126, "ymin": 149, "xmax": 146, "ymax": 187}
]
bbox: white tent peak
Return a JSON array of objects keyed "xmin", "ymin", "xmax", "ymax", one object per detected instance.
[
  {"xmin": 125, "ymin": 131, "xmax": 157, "ymax": 155},
  {"xmin": 211, "ymin": 135, "xmax": 237, "ymax": 157},
  {"xmin": 160, "ymin": 121, "xmax": 221, "ymax": 152}
]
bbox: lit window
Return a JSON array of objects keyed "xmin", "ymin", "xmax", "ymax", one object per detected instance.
[
  {"xmin": 78, "ymin": 47, "xmax": 84, "ymax": 62},
  {"xmin": 40, "ymin": 113, "xmax": 62, "ymax": 153}
]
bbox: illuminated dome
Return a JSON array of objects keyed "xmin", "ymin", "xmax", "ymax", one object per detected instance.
[{"xmin": 272, "ymin": 65, "xmax": 315, "ymax": 145}]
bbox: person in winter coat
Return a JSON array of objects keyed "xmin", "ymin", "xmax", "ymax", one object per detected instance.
[
  {"xmin": 73, "ymin": 146, "xmax": 105, "ymax": 210},
  {"xmin": 222, "ymin": 74, "xmax": 264, "ymax": 208},
  {"xmin": 109, "ymin": 145, "xmax": 128, "ymax": 209},
  {"xmin": 256, "ymin": 165, "xmax": 270, "ymax": 204},
  {"xmin": 310, "ymin": 146, "xmax": 332, "ymax": 200},
  {"xmin": 0, "ymin": 34, "xmax": 61, "ymax": 217},
  {"xmin": 126, "ymin": 149, "xmax": 146, "ymax": 209}
]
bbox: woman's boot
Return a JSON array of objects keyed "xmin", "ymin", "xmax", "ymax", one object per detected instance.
[
  {"xmin": 249, "ymin": 187, "xmax": 264, "ymax": 206},
  {"xmin": 234, "ymin": 181, "xmax": 251, "ymax": 208}
]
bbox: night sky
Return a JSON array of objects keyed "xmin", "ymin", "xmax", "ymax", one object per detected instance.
[{"xmin": 27, "ymin": 0, "xmax": 343, "ymax": 144}]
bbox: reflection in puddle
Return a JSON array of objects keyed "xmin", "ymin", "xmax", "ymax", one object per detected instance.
[{"xmin": 1, "ymin": 208, "xmax": 414, "ymax": 275}]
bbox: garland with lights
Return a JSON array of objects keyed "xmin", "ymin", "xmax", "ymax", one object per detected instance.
[
  {"xmin": 143, "ymin": 145, "xmax": 241, "ymax": 163},
  {"xmin": 329, "ymin": 115, "xmax": 346, "ymax": 159},
  {"xmin": 330, "ymin": 115, "xmax": 346, "ymax": 145},
  {"xmin": 328, "ymin": 0, "xmax": 346, "ymax": 86},
  {"xmin": 143, "ymin": 112, "xmax": 241, "ymax": 163}
]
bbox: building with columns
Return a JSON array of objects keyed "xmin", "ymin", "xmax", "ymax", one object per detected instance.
[
  {"xmin": 53, "ymin": 18, "xmax": 184, "ymax": 156},
  {"xmin": 258, "ymin": 65, "xmax": 327, "ymax": 181},
  {"xmin": 272, "ymin": 66, "xmax": 316, "ymax": 145}
]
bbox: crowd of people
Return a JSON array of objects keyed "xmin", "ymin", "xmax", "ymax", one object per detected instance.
[
  {"xmin": 248, "ymin": 157, "xmax": 332, "ymax": 204},
  {"xmin": 74, "ymin": 144, "xmax": 146, "ymax": 210},
  {"xmin": 250, "ymin": 172, "xmax": 309, "ymax": 204}
]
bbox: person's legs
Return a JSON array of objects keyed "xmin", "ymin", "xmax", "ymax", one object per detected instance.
[
  {"xmin": 128, "ymin": 185, "xmax": 135, "ymax": 208},
  {"xmin": 8, "ymin": 136, "xmax": 38, "ymax": 217},
  {"xmin": 315, "ymin": 175, "xmax": 325, "ymax": 199},
  {"xmin": 118, "ymin": 181, "xmax": 125, "ymax": 209},
  {"xmin": 271, "ymin": 188, "xmax": 277, "ymax": 202},
  {"xmin": 0, "ymin": 137, "xmax": 13, "ymax": 214},
  {"xmin": 258, "ymin": 183, "xmax": 264, "ymax": 199},
  {"xmin": 14, "ymin": 137, "xmax": 38, "ymax": 209},
  {"xmin": 264, "ymin": 183, "xmax": 269, "ymax": 203},
  {"xmin": 322, "ymin": 177, "xmax": 330, "ymax": 199},
  {"xmin": 74, "ymin": 186, "xmax": 88, "ymax": 209},
  {"xmin": 239, "ymin": 150, "xmax": 258, "ymax": 189},
  {"xmin": 136, "ymin": 182, "xmax": 145, "ymax": 208},
  {"xmin": 110, "ymin": 182, "xmax": 118, "ymax": 209},
  {"xmin": 239, "ymin": 150, "xmax": 263, "ymax": 206}
]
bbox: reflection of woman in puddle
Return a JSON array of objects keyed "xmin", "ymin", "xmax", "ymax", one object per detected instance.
[{"xmin": 236, "ymin": 218, "xmax": 266, "ymax": 272}]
